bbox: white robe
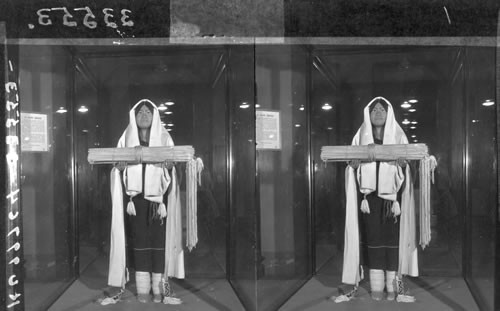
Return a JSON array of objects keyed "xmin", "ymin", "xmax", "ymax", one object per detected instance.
[
  {"xmin": 108, "ymin": 99, "xmax": 184, "ymax": 288},
  {"xmin": 342, "ymin": 97, "xmax": 418, "ymax": 285}
]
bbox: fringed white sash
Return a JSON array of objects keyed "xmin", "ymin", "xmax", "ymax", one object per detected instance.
[
  {"xmin": 108, "ymin": 167, "xmax": 128, "ymax": 288},
  {"xmin": 342, "ymin": 166, "xmax": 361, "ymax": 285},
  {"xmin": 419, "ymin": 155, "xmax": 437, "ymax": 249},
  {"xmin": 165, "ymin": 166, "xmax": 185, "ymax": 278},
  {"xmin": 186, "ymin": 158, "xmax": 204, "ymax": 251},
  {"xmin": 399, "ymin": 165, "xmax": 418, "ymax": 277}
]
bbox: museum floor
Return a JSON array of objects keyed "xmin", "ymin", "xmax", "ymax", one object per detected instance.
[{"xmin": 46, "ymin": 253, "xmax": 480, "ymax": 311}]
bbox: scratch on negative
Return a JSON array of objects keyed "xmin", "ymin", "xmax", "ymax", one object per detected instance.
[{"xmin": 443, "ymin": 6, "xmax": 451, "ymax": 25}]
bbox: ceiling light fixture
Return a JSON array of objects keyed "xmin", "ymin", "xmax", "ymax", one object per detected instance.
[
  {"xmin": 408, "ymin": 99, "xmax": 418, "ymax": 104},
  {"xmin": 322, "ymin": 103, "xmax": 333, "ymax": 111},
  {"xmin": 240, "ymin": 102, "xmax": 250, "ymax": 109},
  {"xmin": 409, "ymin": 108, "xmax": 416, "ymax": 112},
  {"xmin": 78, "ymin": 105, "xmax": 88, "ymax": 113},
  {"xmin": 158, "ymin": 104, "xmax": 168, "ymax": 111},
  {"xmin": 165, "ymin": 101, "xmax": 175, "ymax": 106},
  {"xmin": 56, "ymin": 107, "xmax": 67, "ymax": 113},
  {"xmin": 482, "ymin": 99, "xmax": 494, "ymax": 106},
  {"xmin": 401, "ymin": 101, "xmax": 411, "ymax": 109},
  {"xmin": 402, "ymin": 119, "xmax": 410, "ymax": 125}
]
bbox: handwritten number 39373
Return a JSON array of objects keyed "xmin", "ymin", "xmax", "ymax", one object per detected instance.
[{"xmin": 36, "ymin": 7, "xmax": 134, "ymax": 29}]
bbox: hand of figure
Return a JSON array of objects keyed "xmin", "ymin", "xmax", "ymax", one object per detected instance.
[
  {"xmin": 396, "ymin": 158, "xmax": 407, "ymax": 168},
  {"xmin": 115, "ymin": 161, "xmax": 127, "ymax": 171},
  {"xmin": 164, "ymin": 161, "xmax": 174, "ymax": 169},
  {"xmin": 348, "ymin": 160, "xmax": 361, "ymax": 169}
]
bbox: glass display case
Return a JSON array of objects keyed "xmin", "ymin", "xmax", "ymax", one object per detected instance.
[
  {"xmin": 308, "ymin": 45, "xmax": 496, "ymax": 310},
  {"xmin": 1, "ymin": 37, "xmax": 497, "ymax": 311}
]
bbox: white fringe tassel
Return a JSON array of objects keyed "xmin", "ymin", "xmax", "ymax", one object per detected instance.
[
  {"xmin": 392, "ymin": 200, "xmax": 401, "ymax": 216},
  {"xmin": 186, "ymin": 158, "xmax": 203, "ymax": 251},
  {"xmin": 158, "ymin": 202, "xmax": 167, "ymax": 218},
  {"xmin": 360, "ymin": 195, "xmax": 370, "ymax": 214},
  {"xmin": 419, "ymin": 155, "xmax": 437, "ymax": 249},
  {"xmin": 127, "ymin": 198, "xmax": 136, "ymax": 216}
]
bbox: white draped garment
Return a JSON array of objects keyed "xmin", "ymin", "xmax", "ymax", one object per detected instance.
[
  {"xmin": 342, "ymin": 97, "xmax": 418, "ymax": 285},
  {"xmin": 108, "ymin": 99, "xmax": 184, "ymax": 288}
]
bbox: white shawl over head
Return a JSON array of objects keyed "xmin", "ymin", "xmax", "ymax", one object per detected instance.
[
  {"xmin": 108, "ymin": 99, "xmax": 184, "ymax": 288},
  {"xmin": 354, "ymin": 96, "xmax": 406, "ymax": 201},
  {"xmin": 119, "ymin": 99, "xmax": 173, "ymax": 202},
  {"xmin": 342, "ymin": 96, "xmax": 418, "ymax": 285}
]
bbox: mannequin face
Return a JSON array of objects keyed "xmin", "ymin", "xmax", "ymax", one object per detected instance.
[
  {"xmin": 370, "ymin": 103, "xmax": 387, "ymax": 128},
  {"xmin": 136, "ymin": 105, "xmax": 153, "ymax": 129}
]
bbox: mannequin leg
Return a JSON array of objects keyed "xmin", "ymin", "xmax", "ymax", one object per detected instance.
[
  {"xmin": 369, "ymin": 269, "xmax": 385, "ymax": 300},
  {"xmin": 386, "ymin": 270, "xmax": 396, "ymax": 300},
  {"xmin": 135, "ymin": 271, "xmax": 151, "ymax": 303},
  {"xmin": 152, "ymin": 273, "xmax": 163, "ymax": 303}
]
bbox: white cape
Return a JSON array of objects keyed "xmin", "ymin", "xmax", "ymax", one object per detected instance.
[
  {"xmin": 107, "ymin": 99, "xmax": 184, "ymax": 288},
  {"xmin": 342, "ymin": 97, "xmax": 418, "ymax": 285}
]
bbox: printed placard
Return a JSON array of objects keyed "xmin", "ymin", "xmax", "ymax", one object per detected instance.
[
  {"xmin": 256, "ymin": 110, "xmax": 281, "ymax": 150},
  {"xmin": 21, "ymin": 112, "xmax": 48, "ymax": 152}
]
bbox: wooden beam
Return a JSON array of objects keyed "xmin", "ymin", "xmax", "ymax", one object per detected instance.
[
  {"xmin": 321, "ymin": 143, "xmax": 429, "ymax": 162},
  {"xmin": 88, "ymin": 145, "xmax": 195, "ymax": 165}
]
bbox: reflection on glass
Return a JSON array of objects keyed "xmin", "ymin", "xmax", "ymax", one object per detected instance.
[
  {"xmin": 188, "ymin": 52, "xmax": 228, "ymax": 278},
  {"xmin": 19, "ymin": 45, "xmax": 75, "ymax": 310},
  {"xmin": 255, "ymin": 46, "xmax": 311, "ymax": 311},
  {"xmin": 228, "ymin": 46, "xmax": 258, "ymax": 310},
  {"xmin": 465, "ymin": 47, "xmax": 495, "ymax": 311},
  {"xmin": 311, "ymin": 54, "xmax": 343, "ymax": 276},
  {"xmin": 75, "ymin": 66, "xmax": 103, "ymax": 275}
]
